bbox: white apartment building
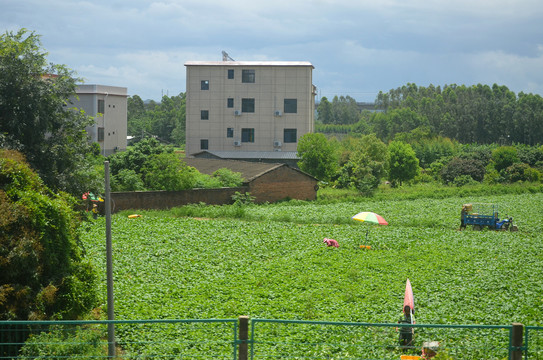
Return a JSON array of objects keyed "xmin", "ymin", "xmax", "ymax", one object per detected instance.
[
  {"xmin": 184, "ymin": 60, "xmax": 316, "ymax": 157},
  {"xmin": 72, "ymin": 85, "xmax": 128, "ymax": 156}
]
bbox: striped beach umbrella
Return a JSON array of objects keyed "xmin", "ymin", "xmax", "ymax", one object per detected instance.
[{"xmin": 351, "ymin": 212, "xmax": 388, "ymax": 225}]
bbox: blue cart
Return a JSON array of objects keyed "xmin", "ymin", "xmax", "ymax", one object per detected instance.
[{"xmin": 460, "ymin": 203, "xmax": 517, "ymax": 231}]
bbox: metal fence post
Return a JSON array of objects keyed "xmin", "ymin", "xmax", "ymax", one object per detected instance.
[
  {"xmin": 510, "ymin": 322, "xmax": 523, "ymax": 360},
  {"xmin": 238, "ymin": 316, "xmax": 249, "ymax": 360},
  {"xmin": 105, "ymin": 161, "xmax": 115, "ymax": 357}
]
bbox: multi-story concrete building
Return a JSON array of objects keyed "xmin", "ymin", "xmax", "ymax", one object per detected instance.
[
  {"xmin": 184, "ymin": 60, "xmax": 316, "ymax": 158},
  {"xmin": 72, "ymin": 85, "xmax": 128, "ymax": 156}
]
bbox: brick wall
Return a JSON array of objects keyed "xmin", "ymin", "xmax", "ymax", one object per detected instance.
[
  {"xmin": 248, "ymin": 166, "xmax": 317, "ymax": 203},
  {"xmin": 109, "ymin": 187, "xmax": 247, "ymax": 213},
  {"xmin": 102, "ymin": 167, "xmax": 317, "ymax": 213}
]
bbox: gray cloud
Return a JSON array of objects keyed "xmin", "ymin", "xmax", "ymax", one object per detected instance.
[{"xmin": 2, "ymin": 0, "xmax": 542, "ymax": 101}]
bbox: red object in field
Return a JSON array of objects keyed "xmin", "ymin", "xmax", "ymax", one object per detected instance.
[
  {"xmin": 323, "ymin": 238, "xmax": 339, "ymax": 248},
  {"xmin": 404, "ymin": 278, "xmax": 415, "ymax": 314}
]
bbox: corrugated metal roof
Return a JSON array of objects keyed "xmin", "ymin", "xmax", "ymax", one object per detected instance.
[
  {"xmin": 184, "ymin": 61, "xmax": 313, "ymax": 68},
  {"xmin": 191, "ymin": 150, "xmax": 299, "ymax": 160}
]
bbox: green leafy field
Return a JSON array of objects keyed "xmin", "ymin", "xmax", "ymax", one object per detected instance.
[{"xmin": 80, "ymin": 192, "xmax": 543, "ymax": 357}]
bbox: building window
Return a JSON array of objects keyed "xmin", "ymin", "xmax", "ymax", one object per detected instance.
[
  {"xmin": 284, "ymin": 129, "xmax": 297, "ymax": 143},
  {"xmin": 201, "ymin": 110, "xmax": 209, "ymax": 120},
  {"xmin": 201, "ymin": 80, "xmax": 209, "ymax": 90},
  {"xmin": 242, "ymin": 69, "xmax": 255, "ymax": 83},
  {"xmin": 284, "ymin": 99, "xmax": 297, "ymax": 113},
  {"xmin": 98, "ymin": 99, "xmax": 105, "ymax": 114},
  {"xmin": 227, "ymin": 98, "xmax": 234, "ymax": 108},
  {"xmin": 98, "ymin": 127, "xmax": 104, "ymax": 141},
  {"xmin": 227, "ymin": 128, "xmax": 234, "ymax": 138},
  {"xmin": 228, "ymin": 69, "xmax": 234, "ymax": 79},
  {"xmin": 242, "ymin": 98, "xmax": 255, "ymax": 113},
  {"xmin": 241, "ymin": 128, "xmax": 255, "ymax": 143},
  {"xmin": 200, "ymin": 139, "xmax": 209, "ymax": 150}
]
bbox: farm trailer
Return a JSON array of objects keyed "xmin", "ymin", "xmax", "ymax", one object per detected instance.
[{"xmin": 460, "ymin": 203, "xmax": 518, "ymax": 231}]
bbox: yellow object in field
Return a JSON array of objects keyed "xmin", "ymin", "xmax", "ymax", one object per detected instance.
[
  {"xmin": 400, "ymin": 355, "xmax": 421, "ymax": 360},
  {"xmin": 128, "ymin": 214, "xmax": 142, "ymax": 219}
]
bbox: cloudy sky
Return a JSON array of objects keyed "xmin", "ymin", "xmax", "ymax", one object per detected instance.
[{"xmin": 2, "ymin": 0, "xmax": 543, "ymax": 102}]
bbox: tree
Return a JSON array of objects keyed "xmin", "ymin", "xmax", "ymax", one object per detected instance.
[
  {"xmin": 492, "ymin": 146, "xmax": 519, "ymax": 172},
  {"xmin": 316, "ymin": 96, "xmax": 333, "ymax": 124},
  {"xmin": 296, "ymin": 133, "xmax": 338, "ymax": 181},
  {"xmin": 141, "ymin": 152, "xmax": 197, "ymax": 190},
  {"xmin": 440, "ymin": 157, "xmax": 486, "ymax": 184},
  {"xmin": 0, "ymin": 150, "xmax": 98, "ymax": 321},
  {"xmin": 347, "ymin": 134, "xmax": 388, "ymax": 193},
  {"xmin": 387, "ymin": 141, "xmax": 420, "ymax": 186},
  {"xmin": 0, "ymin": 29, "xmax": 97, "ymax": 196}
]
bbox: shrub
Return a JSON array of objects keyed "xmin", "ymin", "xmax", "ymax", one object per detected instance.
[
  {"xmin": 440, "ymin": 157, "xmax": 485, "ymax": 184},
  {"xmin": 212, "ymin": 168, "xmax": 244, "ymax": 187},
  {"xmin": 492, "ymin": 146, "xmax": 519, "ymax": 172},
  {"xmin": 452, "ymin": 174, "xmax": 479, "ymax": 187},
  {"xmin": 524, "ymin": 167, "xmax": 542, "ymax": 183},
  {"xmin": 19, "ymin": 325, "xmax": 106, "ymax": 358},
  {"xmin": 0, "ymin": 150, "xmax": 98, "ymax": 320},
  {"xmin": 505, "ymin": 163, "xmax": 530, "ymax": 183},
  {"xmin": 111, "ymin": 169, "xmax": 145, "ymax": 191}
]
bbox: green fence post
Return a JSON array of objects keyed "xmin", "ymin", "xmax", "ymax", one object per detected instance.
[
  {"xmin": 510, "ymin": 322, "xmax": 523, "ymax": 360},
  {"xmin": 239, "ymin": 316, "xmax": 249, "ymax": 360}
]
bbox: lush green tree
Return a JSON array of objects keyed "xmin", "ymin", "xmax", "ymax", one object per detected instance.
[
  {"xmin": 0, "ymin": 150, "xmax": 98, "ymax": 320},
  {"xmin": 440, "ymin": 157, "xmax": 486, "ymax": 184},
  {"xmin": 0, "ymin": 29, "xmax": 97, "ymax": 196},
  {"xmin": 491, "ymin": 146, "xmax": 519, "ymax": 172},
  {"xmin": 111, "ymin": 169, "xmax": 145, "ymax": 192},
  {"xmin": 141, "ymin": 152, "xmax": 197, "ymax": 190},
  {"xmin": 127, "ymin": 93, "xmax": 186, "ymax": 145},
  {"xmin": 331, "ymin": 95, "xmax": 360, "ymax": 125},
  {"xmin": 108, "ymin": 137, "xmax": 171, "ymax": 176},
  {"xmin": 316, "ymin": 96, "xmax": 333, "ymax": 124},
  {"xmin": 387, "ymin": 141, "xmax": 420, "ymax": 186},
  {"xmin": 297, "ymin": 133, "xmax": 338, "ymax": 181},
  {"xmin": 348, "ymin": 134, "xmax": 388, "ymax": 193}
]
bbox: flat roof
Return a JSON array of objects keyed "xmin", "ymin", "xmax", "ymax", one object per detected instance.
[{"xmin": 184, "ymin": 60, "xmax": 313, "ymax": 68}]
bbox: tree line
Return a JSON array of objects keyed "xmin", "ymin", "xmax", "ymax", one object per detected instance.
[
  {"xmin": 297, "ymin": 132, "xmax": 543, "ymax": 192},
  {"xmin": 316, "ymin": 84, "xmax": 543, "ymax": 146}
]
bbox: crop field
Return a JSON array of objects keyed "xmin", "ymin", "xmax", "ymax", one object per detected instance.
[{"xmin": 80, "ymin": 192, "xmax": 543, "ymax": 358}]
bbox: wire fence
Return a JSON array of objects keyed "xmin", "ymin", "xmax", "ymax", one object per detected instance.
[
  {"xmin": 1, "ymin": 319, "xmax": 238, "ymax": 359},
  {"xmin": 526, "ymin": 326, "xmax": 543, "ymax": 360},
  {"xmin": 1, "ymin": 318, "xmax": 541, "ymax": 359}
]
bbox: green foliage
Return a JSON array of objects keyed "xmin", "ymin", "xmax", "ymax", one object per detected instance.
[
  {"xmin": 440, "ymin": 157, "xmax": 485, "ymax": 184},
  {"xmin": 109, "ymin": 137, "xmax": 171, "ymax": 176},
  {"xmin": 347, "ymin": 134, "xmax": 388, "ymax": 193},
  {"xmin": 297, "ymin": 133, "xmax": 338, "ymax": 181},
  {"xmin": 231, "ymin": 191, "xmax": 255, "ymax": 205},
  {"xmin": 0, "ymin": 150, "xmax": 98, "ymax": 320},
  {"xmin": 523, "ymin": 167, "xmax": 542, "ymax": 183},
  {"xmin": 387, "ymin": 141, "xmax": 420, "ymax": 186},
  {"xmin": 111, "ymin": 169, "xmax": 145, "ymax": 192},
  {"xmin": 504, "ymin": 163, "xmax": 530, "ymax": 183},
  {"xmin": 141, "ymin": 152, "xmax": 196, "ymax": 191},
  {"xmin": 127, "ymin": 93, "xmax": 186, "ymax": 146},
  {"xmin": 109, "ymin": 138, "xmax": 236, "ymax": 191},
  {"xmin": 212, "ymin": 168, "xmax": 244, "ymax": 187},
  {"xmin": 375, "ymin": 82, "xmax": 543, "ymax": 145},
  {"xmin": 19, "ymin": 325, "xmax": 106, "ymax": 358},
  {"xmin": 317, "ymin": 95, "xmax": 360, "ymax": 125},
  {"xmin": 492, "ymin": 146, "xmax": 520, "ymax": 172},
  {"xmin": 0, "ymin": 29, "xmax": 97, "ymax": 196}
]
